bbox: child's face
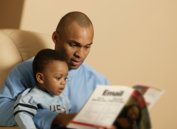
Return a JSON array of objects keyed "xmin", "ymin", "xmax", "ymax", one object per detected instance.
[{"xmin": 39, "ymin": 60, "xmax": 68, "ymax": 96}]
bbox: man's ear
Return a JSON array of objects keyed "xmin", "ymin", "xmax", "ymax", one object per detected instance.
[
  {"xmin": 52, "ymin": 31, "xmax": 58, "ymax": 44},
  {"xmin": 36, "ymin": 72, "xmax": 44, "ymax": 84}
]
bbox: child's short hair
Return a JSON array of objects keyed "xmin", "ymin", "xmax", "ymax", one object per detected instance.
[{"xmin": 32, "ymin": 49, "xmax": 67, "ymax": 81}]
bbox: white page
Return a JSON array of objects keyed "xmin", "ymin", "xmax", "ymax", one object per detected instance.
[{"xmin": 67, "ymin": 85, "xmax": 134, "ymax": 129}]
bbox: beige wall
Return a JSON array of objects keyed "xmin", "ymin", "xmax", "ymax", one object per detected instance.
[{"xmin": 1, "ymin": 0, "xmax": 177, "ymax": 128}]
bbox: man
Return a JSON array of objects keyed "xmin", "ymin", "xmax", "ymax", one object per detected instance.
[{"xmin": 0, "ymin": 11, "xmax": 109, "ymax": 129}]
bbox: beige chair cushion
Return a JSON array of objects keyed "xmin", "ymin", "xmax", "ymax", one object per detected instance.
[
  {"xmin": 1, "ymin": 29, "xmax": 54, "ymax": 61},
  {"xmin": 0, "ymin": 29, "xmax": 54, "ymax": 87},
  {"xmin": 0, "ymin": 29, "xmax": 54, "ymax": 128},
  {"xmin": 0, "ymin": 31, "xmax": 21, "ymax": 87}
]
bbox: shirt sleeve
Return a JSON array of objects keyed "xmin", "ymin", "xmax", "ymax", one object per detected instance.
[
  {"xmin": 0, "ymin": 98, "xmax": 16, "ymax": 125},
  {"xmin": 14, "ymin": 89, "xmax": 38, "ymax": 129},
  {"xmin": 15, "ymin": 113, "xmax": 37, "ymax": 129}
]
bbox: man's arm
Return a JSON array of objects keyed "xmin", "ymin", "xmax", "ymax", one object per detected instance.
[
  {"xmin": 52, "ymin": 114, "xmax": 117, "ymax": 129},
  {"xmin": 51, "ymin": 113, "xmax": 76, "ymax": 128},
  {"xmin": 0, "ymin": 99, "xmax": 16, "ymax": 125},
  {"xmin": 0, "ymin": 58, "xmax": 34, "ymax": 126}
]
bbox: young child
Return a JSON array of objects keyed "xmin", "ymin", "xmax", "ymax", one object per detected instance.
[{"xmin": 13, "ymin": 49, "xmax": 70, "ymax": 129}]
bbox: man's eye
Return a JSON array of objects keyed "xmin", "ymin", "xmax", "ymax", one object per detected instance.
[
  {"xmin": 69, "ymin": 43, "xmax": 77, "ymax": 47},
  {"xmin": 85, "ymin": 45, "xmax": 91, "ymax": 48}
]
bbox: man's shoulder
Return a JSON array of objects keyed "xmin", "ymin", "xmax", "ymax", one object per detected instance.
[
  {"xmin": 11, "ymin": 57, "xmax": 34, "ymax": 73},
  {"xmin": 5, "ymin": 57, "xmax": 35, "ymax": 86},
  {"xmin": 17, "ymin": 57, "xmax": 34, "ymax": 67}
]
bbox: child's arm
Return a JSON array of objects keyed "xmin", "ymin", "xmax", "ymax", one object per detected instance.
[
  {"xmin": 14, "ymin": 89, "xmax": 37, "ymax": 129},
  {"xmin": 14, "ymin": 112, "xmax": 37, "ymax": 129}
]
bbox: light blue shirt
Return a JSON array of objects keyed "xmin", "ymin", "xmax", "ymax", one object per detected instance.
[
  {"xmin": 0, "ymin": 57, "xmax": 109, "ymax": 129},
  {"xmin": 14, "ymin": 86, "xmax": 70, "ymax": 129}
]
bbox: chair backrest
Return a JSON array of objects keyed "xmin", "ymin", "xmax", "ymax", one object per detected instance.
[{"xmin": 0, "ymin": 29, "xmax": 54, "ymax": 87}]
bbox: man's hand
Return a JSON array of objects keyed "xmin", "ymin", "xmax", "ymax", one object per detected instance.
[
  {"xmin": 52, "ymin": 113, "xmax": 76, "ymax": 127},
  {"xmin": 98, "ymin": 125, "xmax": 117, "ymax": 129},
  {"xmin": 51, "ymin": 113, "xmax": 117, "ymax": 129}
]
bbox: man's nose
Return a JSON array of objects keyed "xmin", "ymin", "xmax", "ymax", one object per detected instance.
[{"xmin": 75, "ymin": 47, "xmax": 84, "ymax": 58}]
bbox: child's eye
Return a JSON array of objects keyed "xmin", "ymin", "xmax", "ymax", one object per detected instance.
[
  {"xmin": 55, "ymin": 77, "xmax": 62, "ymax": 80},
  {"xmin": 64, "ymin": 77, "xmax": 68, "ymax": 81}
]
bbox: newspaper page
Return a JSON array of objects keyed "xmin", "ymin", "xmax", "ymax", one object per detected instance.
[
  {"xmin": 133, "ymin": 85, "xmax": 165, "ymax": 109},
  {"xmin": 67, "ymin": 85, "xmax": 134, "ymax": 129}
]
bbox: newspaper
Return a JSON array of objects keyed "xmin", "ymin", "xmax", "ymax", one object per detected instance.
[
  {"xmin": 133, "ymin": 84, "xmax": 165, "ymax": 110},
  {"xmin": 67, "ymin": 85, "xmax": 164, "ymax": 129}
]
